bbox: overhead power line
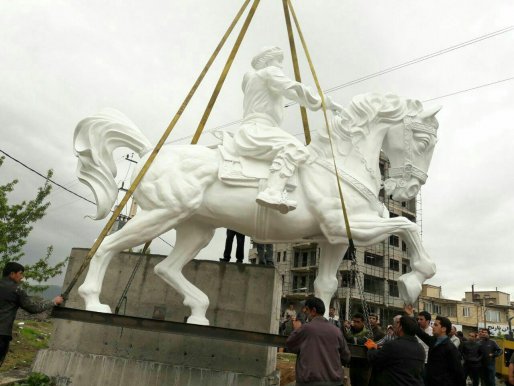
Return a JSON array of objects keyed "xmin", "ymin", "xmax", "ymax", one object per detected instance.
[
  {"xmin": 422, "ymin": 77, "xmax": 514, "ymax": 103},
  {"xmin": 0, "ymin": 149, "xmax": 96, "ymax": 205},
  {"xmin": 163, "ymin": 25, "xmax": 513, "ymax": 144},
  {"xmin": 317, "ymin": 25, "xmax": 514, "ymax": 96}
]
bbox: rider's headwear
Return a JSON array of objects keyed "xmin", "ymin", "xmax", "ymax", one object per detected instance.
[{"xmin": 251, "ymin": 46, "xmax": 283, "ymax": 70}]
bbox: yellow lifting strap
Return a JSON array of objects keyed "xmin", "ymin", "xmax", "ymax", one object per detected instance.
[
  {"xmin": 282, "ymin": 0, "xmax": 311, "ymax": 145},
  {"xmin": 191, "ymin": 0, "xmax": 261, "ymax": 144},
  {"xmin": 286, "ymin": 0, "xmax": 354, "ymax": 242},
  {"xmin": 62, "ymin": 0, "xmax": 253, "ymax": 299}
]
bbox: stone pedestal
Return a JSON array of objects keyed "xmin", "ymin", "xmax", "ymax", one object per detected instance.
[{"xmin": 33, "ymin": 248, "xmax": 282, "ymax": 386}]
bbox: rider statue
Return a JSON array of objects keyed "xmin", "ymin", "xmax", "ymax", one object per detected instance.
[{"xmin": 232, "ymin": 46, "xmax": 342, "ymax": 214}]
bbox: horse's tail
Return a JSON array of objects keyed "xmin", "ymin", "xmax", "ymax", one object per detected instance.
[{"xmin": 73, "ymin": 108, "xmax": 153, "ymax": 220}]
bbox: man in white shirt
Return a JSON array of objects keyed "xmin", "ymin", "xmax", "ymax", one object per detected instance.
[
  {"xmin": 449, "ymin": 326, "xmax": 461, "ymax": 348},
  {"xmin": 417, "ymin": 311, "xmax": 433, "ymax": 383}
]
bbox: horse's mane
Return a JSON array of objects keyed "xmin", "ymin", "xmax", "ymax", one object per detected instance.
[{"xmin": 309, "ymin": 93, "xmax": 423, "ymax": 157}]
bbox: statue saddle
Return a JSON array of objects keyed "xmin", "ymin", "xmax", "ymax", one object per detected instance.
[{"xmin": 215, "ymin": 131, "xmax": 298, "ymax": 192}]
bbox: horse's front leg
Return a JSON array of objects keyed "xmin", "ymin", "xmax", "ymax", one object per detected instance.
[
  {"xmin": 315, "ymin": 242, "xmax": 348, "ymax": 318},
  {"xmin": 350, "ymin": 216, "xmax": 436, "ymax": 304},
  {"xmin": 153, "ymin": 220, "xmax": 215, "ymax": 325}
]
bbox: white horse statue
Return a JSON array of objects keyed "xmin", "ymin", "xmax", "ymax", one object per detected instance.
[{"xmin": 74, "ymin": 92, "xmax": 440, "ymax": 325}]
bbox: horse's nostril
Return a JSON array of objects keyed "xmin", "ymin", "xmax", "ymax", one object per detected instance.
[{"xmin": 407, "ymin": 185, "xmax": 419, "ymax": 197}]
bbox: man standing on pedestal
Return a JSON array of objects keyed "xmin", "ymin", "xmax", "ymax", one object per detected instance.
[
  {"xmin": 256, "ymin": 243, "xmax": 274, "ymax": 266},
  {"xmin": 220, "ymin": 229, "xmax": 245, "ymax": 263}
]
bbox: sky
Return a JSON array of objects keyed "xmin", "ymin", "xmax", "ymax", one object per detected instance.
[{"xmin": 1, "ymin": 0, "xmax": 513, "ymax": 302}]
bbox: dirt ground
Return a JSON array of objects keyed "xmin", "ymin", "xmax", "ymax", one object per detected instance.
[{"xmin": 277, "ymin": 352, "xmax": 296, "ymax": 386}]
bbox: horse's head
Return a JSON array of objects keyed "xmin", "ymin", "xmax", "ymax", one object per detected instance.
[{"xmin": 382, "ymin": 105, "xmax": 441, "ymax": 201}]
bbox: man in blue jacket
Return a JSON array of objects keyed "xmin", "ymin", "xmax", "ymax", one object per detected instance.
[
  {"xmin": 0, "ymin": 262, "xmax": 63, "ymax": 366},
  {"xmin": 286, "ymin": 297, "xmax": 351, "ymax": 386},
  {"xmin": 414, "ymin": 313, "xmax": 465, "ymax": 386}
]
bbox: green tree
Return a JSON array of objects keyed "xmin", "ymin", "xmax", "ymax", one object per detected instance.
[{"xmin": 0, "ymin": 156, "xmax": 67, "ymax": 292}]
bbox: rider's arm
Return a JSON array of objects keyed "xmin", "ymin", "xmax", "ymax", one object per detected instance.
[{"xmin": 265, "ymin": 67, "xmax": 322, "ymax": 110}]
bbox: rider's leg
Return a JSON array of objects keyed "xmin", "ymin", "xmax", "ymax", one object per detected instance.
[{"xmin": 256, "ymin": 144, "xmax": 309, "ymax": 214}]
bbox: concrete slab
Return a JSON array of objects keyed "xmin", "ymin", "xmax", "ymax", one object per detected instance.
[{"xmin": 34, "ymin": 248, "xmax": 282, "ymax": 385}]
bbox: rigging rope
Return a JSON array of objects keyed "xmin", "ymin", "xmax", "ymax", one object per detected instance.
[{"xmin": 282, "ymin": 0, "xmax": 311, "ymax": 144}]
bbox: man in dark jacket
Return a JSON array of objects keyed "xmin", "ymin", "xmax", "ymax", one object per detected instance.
[
  {"xmin": 414, "ymin": 314, "xmax": 465, "ymax": 386},
  {"xmin": 0, "ymin": 262, "xmax": 63, "ymax": 365},
  {"xmin": 343, "ymin": 313, "xmax": 371, "ymax": 386},
  {"xmin": 367, "ymin": 315, "xmax": 425, "ymax": 386},
  {"xmin": 478, "ymin": 328, "xmax": 502, "ymax": 386},
  {"xmin": 286, "ymin": 297, "xmax": 351, "ymax": 386},
  {"xmin": 459, "ymin": 332, "xmax": 482, "ymax": 386}
]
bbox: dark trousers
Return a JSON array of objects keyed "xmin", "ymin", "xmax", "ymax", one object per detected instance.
[
  {"xmin": 464, "ymin": 364, "xmax": 480, "ymax": 386},
  {"xmin": 256, "ymin": 243, "xmax": 273, "ymax": 265},
  {"xmin": 350, "ymin": 360, "xmax": 371, "ymax": 386},
  {"xmin": 223, "ymin": 229, "xmax": 245, "ymax": 261},
  {"xmin": 0, "ymin": 335, "xmax": 12, "ymax": 367},
  {"xmin": 480, "ymin": 362, "xmax": 496, "ymax": 386}
]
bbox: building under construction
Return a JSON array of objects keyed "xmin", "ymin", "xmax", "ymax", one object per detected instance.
[{"xmin": 249, "ymin": 155, "xmax": 419, "ymax": 325}]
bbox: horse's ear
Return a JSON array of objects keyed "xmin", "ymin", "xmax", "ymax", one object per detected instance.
[{"xmin": 420, "ymin": 105, "xmax": 442, "ymax": 118}]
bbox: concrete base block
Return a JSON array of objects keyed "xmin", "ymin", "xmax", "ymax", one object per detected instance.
[
  {"xmin": 34, "ymin": 249, "xmax": 282, "ymax": 386},
  {"xmin": 33, "ymin": 349, "xmax": 280, "ymax": 386}
]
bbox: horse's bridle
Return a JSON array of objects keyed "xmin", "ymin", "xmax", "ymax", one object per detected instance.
[{"xmin": 385, "ymin": 116, "xmax": 437, "ymax": 189}]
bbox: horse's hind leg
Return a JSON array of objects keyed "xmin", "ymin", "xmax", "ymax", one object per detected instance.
[
  {"xmin": 78, "ymin": 208, "xmax": 188, "ymax": 312},
  {"xmin": 154, "ymin": 220, "xmax": 215, "ymax": 325}
]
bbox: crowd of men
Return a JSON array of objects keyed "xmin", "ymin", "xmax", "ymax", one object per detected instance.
[{"xmin": 284, "ymin": 298, "xmax": 512, "ymax": 386}]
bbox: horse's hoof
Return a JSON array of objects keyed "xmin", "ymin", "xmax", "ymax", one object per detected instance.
[
  {"xmin": 86, "ymin": 304, "xmax": 113, "ymax": 314},
  {"xmin": 186, "ymin": 315, "xmax": 210, "ymax": 326},
  {"xmin": 398, "ymin": 272, "xmax": 422, "ymax": 304}
]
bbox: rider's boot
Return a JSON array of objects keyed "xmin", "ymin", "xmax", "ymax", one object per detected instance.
[{"xmin": 256, "ymin": 170, "xmax": 297, "ymax": 214}]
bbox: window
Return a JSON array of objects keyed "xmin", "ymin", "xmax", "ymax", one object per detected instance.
[
  {"xmin": 388, "ymin": 281, "xmax": 399, "ymax": 297},
  {"xmin": 364, "ymin": 252, "xmax": 384, "ymax": 267},
  {"xmin": 294, "ymin": 250, "xmax": 315, "ymax": 267},
  {"xmin": 462, "ymin": 307, "xmax": 471, "ymax": 317},
  {"xmin": 441, "ymin": 305, "xmax": 457, "ymax": 318},
  {"xmin": 401, "ymin": 241, "xmax": 407, "ymax": 252},
  {"xmin": 277, "ymin": 251, "xmax": 281, "ymax": 262},
  {"xmin": 389, "ymin": 212, "xmax": 398, "ymax": 218},
  {"xmin": 424, "ymin": 302, "xmax": 441, "ymax": 314},
  {"xmin": 293, "ymin": 274, "xmax": 315, "ymax": 293},
  {"xmin": 402, "ymin": 262, "xmax": 409, "ymax": 274},
  {"xmin": 341, "ymin": 271, "xmax": 356, "ymax": 287},
  {"xmin": 485, "ymin": 310, "xmax": 501, "ymax": 323},
  {"xmin": 389, "ymin": 235, "xmax": 399, "ymax": 247},
  {"xmin": 389, "ymin": 259, "xmax": 400, "ymax": 271},
  {"xmin": 310, "ymin": 250, "xmax": 317, "ymax": 266},
  {"xmin": 292, "ymin": 274, "xmax": 307, "ymax": 292},
  {"xmin": 283, "ymin": 251, "xmax": 287, "ymax": 262},
  {"xmin": 364, "ymin": 274, "xmax": 384, "ymax": 295}
]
